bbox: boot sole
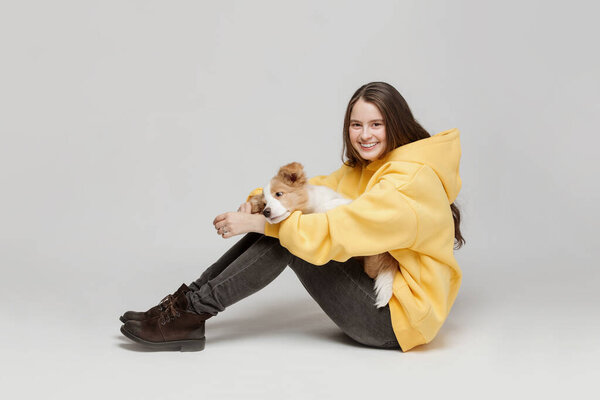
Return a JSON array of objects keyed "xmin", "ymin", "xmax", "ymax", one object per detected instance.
[{"xmin": 120, "ymin": 325, "xmax": 206, "ymax": 352}]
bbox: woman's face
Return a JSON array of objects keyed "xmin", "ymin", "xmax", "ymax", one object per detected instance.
[{"xmin": 349, "ymin": 98, "xmax": 387, "ymax": 162}]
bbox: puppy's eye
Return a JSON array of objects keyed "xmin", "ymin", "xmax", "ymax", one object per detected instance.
[{"xmin": 275, "ymin": 192, "xmax": 283, "ymax": 197}]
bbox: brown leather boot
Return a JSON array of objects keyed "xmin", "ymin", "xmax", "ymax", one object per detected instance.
[
  {"xmin": 119, "ymin": 283, "xmax": 190, "ymax": 323},
  {"xmin": 120, "ymin": 290, "xmax": 213, "ymax": 351}
]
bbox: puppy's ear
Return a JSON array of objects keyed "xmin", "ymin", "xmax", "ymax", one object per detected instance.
[
  {"xmin": 277, "ymin": 162, "xmax": 307, "ymax": 186},
  {"xmin": 248, "ymin": 194, "xmax": 266, "ymax": 213}
]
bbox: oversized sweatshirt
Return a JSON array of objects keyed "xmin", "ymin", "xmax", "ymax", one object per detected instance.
[{"xmin": 245, "ymin": 128, "xmax": 463, "ymax": 351}]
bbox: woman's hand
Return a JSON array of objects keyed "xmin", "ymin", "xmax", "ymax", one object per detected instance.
[{"xmin": 213, "ymin": 205, "xmax": 266, "ymax": 238}]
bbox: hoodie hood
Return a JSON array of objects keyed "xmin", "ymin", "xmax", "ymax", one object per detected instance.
[{"xmin": 365, "ymin": 128, "xmax": 462, "ymax": 203}]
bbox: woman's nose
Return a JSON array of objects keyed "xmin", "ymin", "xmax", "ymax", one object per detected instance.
[{"xmin": 360, "ymin": 127, "xmax": 373, "ymax": 139}]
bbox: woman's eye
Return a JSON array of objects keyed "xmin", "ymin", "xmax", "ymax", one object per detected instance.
[{"xmin": 373, "ymin": 123, "xmax": 382, "ymax": 127}]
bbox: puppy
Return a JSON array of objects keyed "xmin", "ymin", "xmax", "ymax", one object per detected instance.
[{"xmin": 248, "ymin": 162, "xmax": 397, "ymax": 308}]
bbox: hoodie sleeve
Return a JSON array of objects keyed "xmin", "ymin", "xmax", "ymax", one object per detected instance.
[
  {"xmin": 263, "ymin": 174, "xmax": 418, "ymax": 266},
  {"xmin": 245, "ymin": 165, "xmax": 346, "ymax": 203}
]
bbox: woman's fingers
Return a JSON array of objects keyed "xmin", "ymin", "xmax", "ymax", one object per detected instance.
[
  {"xmin": 213, "ymin": 212, "xmax": 228, "ymax": 226},
  {"xmin": 214, "ymin": 212, "xmax": 236, "ymax": 238},
  {"xmin": 215, "ymin": 221, "xmax": 229, "ymax": 236}
]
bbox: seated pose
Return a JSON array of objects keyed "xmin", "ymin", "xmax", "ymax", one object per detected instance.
[{"xmin": 119, "ymin": 81, "xmax": 465, "ymax": 352}]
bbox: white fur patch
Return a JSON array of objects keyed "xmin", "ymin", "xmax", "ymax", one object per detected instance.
[
  {"xmin": 373, "ymin": 268, "xmax": 395, "ymax": 308},
  {"xmin": 305, "ymin": 185, "xmax": 352, "ymax": 213}
]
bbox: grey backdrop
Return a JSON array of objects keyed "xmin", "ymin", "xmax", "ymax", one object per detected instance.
[{"xmin": 1, "ymin": 1, "xmax": 598, "ymax": 399}]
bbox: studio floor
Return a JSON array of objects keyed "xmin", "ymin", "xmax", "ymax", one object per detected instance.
[{"xmin": 2, "ymin": 253, "xmax": 597, "ymax": 399}]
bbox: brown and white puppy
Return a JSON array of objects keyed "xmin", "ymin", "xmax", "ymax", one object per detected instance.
[{"xmin": 248, "ymin": 162, "xmax": 397, "ymax": 308}]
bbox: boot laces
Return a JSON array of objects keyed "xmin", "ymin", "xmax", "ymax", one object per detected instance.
[
  {"xmin": 157, "ymin": 294, "xmax": 181, "ymax": 325},
  {"xmin": 158, "ymin": 294, "xmax": 173, "ymax": 310}
]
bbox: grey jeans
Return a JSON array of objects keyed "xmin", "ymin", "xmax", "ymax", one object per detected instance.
[{"xmin": 186, "ymin": 232, "xmax": 402, "ymax": 350}]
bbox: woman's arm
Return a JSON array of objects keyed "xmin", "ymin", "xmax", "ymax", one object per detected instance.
[{"xmin": 263, "ymin": 174, "xmax": 420, "ymax": 265}]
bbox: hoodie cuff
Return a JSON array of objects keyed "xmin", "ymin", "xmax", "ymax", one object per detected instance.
[{"xmin": 264, "ymin": 221, "xmax": 280, "ymax": 238}]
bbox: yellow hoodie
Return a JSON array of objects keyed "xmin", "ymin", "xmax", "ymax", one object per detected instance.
[{"xmin": 246, "ymin": 128, "xmax": 462, "ymax": 351}]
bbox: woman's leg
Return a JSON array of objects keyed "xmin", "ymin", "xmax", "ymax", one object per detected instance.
[
  {"xmin": 185, "ymin": 233, "xmax": 294, "ymax": 316},
  {"xmin": 121, "ymin": 233, "xmax": 293, "ymax": 350},
  {"xmin": 185, "ymin": 233, "xmax": 400, "ymax": 350},
  {"xmin": 187, "ymin": 232, "xmax": 265, "ymax": 292},
  {"xmin": 288, "ymin": 254, "xmax": 402, "ymax": 350}
]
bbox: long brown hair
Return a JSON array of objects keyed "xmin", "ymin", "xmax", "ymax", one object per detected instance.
[{"xmin": 341, "ymin": 82, "xmax": 465, "ymax": 250}]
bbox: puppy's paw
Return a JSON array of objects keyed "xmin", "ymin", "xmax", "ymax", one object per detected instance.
[{"xmin": 248, "ymin": 194, "xmax": 266, "ymax": 214}]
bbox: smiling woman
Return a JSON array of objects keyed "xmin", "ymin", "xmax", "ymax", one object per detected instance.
[
  {"xmin": 349, "ymin": 99, "xmax": 388, "ymax": 161},
  {"xmin": 119, "ymin": 81, "xmax": 465, "ymax": 353}
]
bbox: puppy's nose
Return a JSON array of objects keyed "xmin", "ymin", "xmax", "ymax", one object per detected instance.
[{"xmin": 263, "ymin": 208, "xmax": 271, "ymax": 218}]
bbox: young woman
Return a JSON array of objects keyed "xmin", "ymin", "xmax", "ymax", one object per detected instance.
[{"xmin": 120, "ymin": 81, "xmax": 465, "ymax": 352}]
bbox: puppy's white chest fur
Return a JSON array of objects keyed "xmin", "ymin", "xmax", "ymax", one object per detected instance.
[{"xmin": 304, "ymin": 185, "xmax": 352, "ymax": 213}]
